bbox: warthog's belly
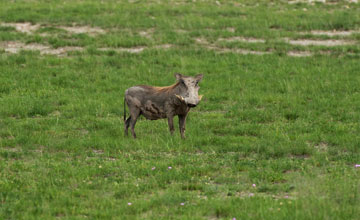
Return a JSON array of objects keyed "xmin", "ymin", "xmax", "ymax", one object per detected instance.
[{"xmin": 140, "ymin": 100, "xmax": 166, "ymax": 120}]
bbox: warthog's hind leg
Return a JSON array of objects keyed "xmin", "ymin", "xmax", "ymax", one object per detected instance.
[
  {"xmin": 124, "ymin": 116, "xmax": 131, "ymax": 136},
  {"xmin": 130, "ymin": 109, "xmax": 140, "ymax": 138}
]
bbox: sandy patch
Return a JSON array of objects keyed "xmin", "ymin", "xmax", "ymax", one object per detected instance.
[
  {"xmin": 175, "ymin": 29, "xmax": 188, "ymax": 34},
  {"xmin": 1, "ymin": 41, "xmax": 83, "ymax": 55},
  {"xmin": 60, "ymin": 25, "xmax": 105, "ymax": 36},
  {"xmin": 46, "ymin": 46, "xmax": 83, "ymax": 55},
  {"xmin": 99, "ymin": 44, "xmax": 172, "ymax": 53},
  {"xmin": 284, "ymin": 38, "xmax": 355, "ymax": 46},
  {"xmin": 226, "ymin": 48, "xmax": 271, "ymax": 55},
  {"xmin": 288, "ymin": 0, "xmax": 324, "ymax": 4},
  {"xmin": 289, "ymin": 0, "xmax": 358, "ymax": 4},
  {"xmin": 300, "ymin": 30, "xmax": 360, "ymax": 36},
  {"xmin": 195, "ymin": 37, "xmax": 270, "ymax": 55},
  {"xmin": 287, "ymin": 51, "xmax": 312, "ymax": 57},
  {"xmin": 3, "ymin": 41, "xmax": 49, "ymax": 53},
  {"xmin": 138, "ymin": 28, "xmax": 155, "ymax": 38},
  {"xmin": 2, "ymin": 147, "xmax": 21, "ymax": 152},
  {"xmin": 314, "ymin": 142, "xmax": 329, "ymax": 151},
  {"xmin": 1, "ymin": 22, "xmax": 106, "ymax": 36},
  {"xmin": 93, "ymin": 149, "xmax": 104, "ymax": 155},
  {"xmin": 226, "ymin": 27, "xmax": 236, "ymax": 33},
  {"xmin": 1, "ymin": 41, "xmax": 173, "ymax": 55},
  {"xmin": 195, "ymin": 38, "xmax": 271, "ymax": 55},
  {"xmin": 218, "ymin": 36, "xmax": 265, "ymax": 43},
  {"xmin": 195, "ymin": 37, "xmax": 356, "ymax": 56},
  {"xmin": 195, "ymin": 37, "xmax": 209, "ymax": 45},
  {"xmin": 99, "ymin": 47, "xmax": 146, "ymax": 53},
  {"xmin": 1, "ymin": 22, "xmax": 40, "ymax": 34},
  {"xmin": 154, "ymin": 44, "xmax": 173, "ymax": 49}
]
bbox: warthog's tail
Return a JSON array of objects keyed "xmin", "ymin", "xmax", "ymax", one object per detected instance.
[{"xmin": 123, "ymin": 98, "xmax": 126, "ymax": 122}]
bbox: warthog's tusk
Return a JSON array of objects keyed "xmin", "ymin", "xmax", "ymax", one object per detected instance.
[
  {"xmin": 199, "ymin": 95, "xmax": 203, "ymax": 100},
  {"xmin": 175, "ymin": 94, "xmax": 185, "ymax": 101}
]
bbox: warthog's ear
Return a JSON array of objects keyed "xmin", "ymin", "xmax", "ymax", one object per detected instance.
[
  {"xmin": 195, "ymin": 74, "xmax": 203, "ymax": 82},
  {"xmin": 174, "ymin": 73, "xmax": 183, "ymax": 81}
]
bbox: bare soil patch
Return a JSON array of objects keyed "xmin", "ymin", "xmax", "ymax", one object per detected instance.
[
  {"xmin": 195, "ymin": 37, "xmax": 270, "ymax": 55},
  {"xmin": 287, "ymin": 51, "xmax": 312, "ymax": 57},
  {"xmin": 288, "ymin": 0, "xmax": 357, "ymax": 4},
  {"xmin": 175, "ymin": 29, "xmax": 188, "ymax": 34},
  {"xmin": 314, "ymin": 142, "xmax": 329, "ymax": 152},
  {"xmin": 60, "ymin": 25, "xmax": 106, "ymax": 36},
  {"xmin": 154, "ymin": 44, "xmax": 173, "ymax": 49},
  {"xmin": 218, "ymin": 36, "xmax": 265, "ymax": 43},
  {"xmin": 99, "ymin": 47, "xmax": 146, "ymax": 53},
  {"xmin": 1, "ymin": 22, "xmax": 40, "ymax": 34},
  {"xmin": 285, "ymin": 38, "xmax": 355, "ymax": 46},
  {"xmin": 304, "ymin": 30, "xmax": 360, "ymax": 37},
  {"xmin": 138, "ymin": 28, "xmax": 155, "ymax": 38},
  {"xmin": 225, "ymin": 27, "xmax": 236, "ymax": 33},
  {"xmin": 1, "ymin": 41, "xmax": 173, "ymax": 55},
  {"xmin": 92, "ymin": 149, "xmax": 104, "ymax": 155},
  {"xmin": 2, "ymin": 147, "xmax": 21, "ymax": 152},
  {"xmin": 195, "ymin": 37, "xmax": 209, "ymax": 45},
  {"xmin": 1, "ymin": 41, "xmax": 83, "ymax": 55},
  {"xmin": 1, "ymin": 22, "xmax": 106, "ymax": 36},
  {"xmin": 228, "ymin": 48, "xmax": 271, "ymax": 55},
  {"xmin": 98, "ymin": 45, "xmax": 172, "ymax": 53}
]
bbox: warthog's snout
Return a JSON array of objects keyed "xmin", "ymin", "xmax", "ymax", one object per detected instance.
[
  {"xmin": 187, "ymin": 95, "xmax": 203, "ymax": 107},
  {"xmin": 176, "ymin": 94, "xmax": 203, "ymax": 108},
  {"xmin": 187, "ymin": 103, "xmax": 197, "ymax": 108}
]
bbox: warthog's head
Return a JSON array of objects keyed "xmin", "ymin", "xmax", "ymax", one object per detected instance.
[{"xmin": 175, "ymin": 73, "xmax": 203, "ymax": 108}]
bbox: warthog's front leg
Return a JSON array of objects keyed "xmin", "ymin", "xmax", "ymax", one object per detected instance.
[
  {"xmin": 167, "ymin": 115, "xmax": 175, "ymax": 135},
  {"xmin": 178, "ymin": 114, "xmax": 187, "ymax": 139}
]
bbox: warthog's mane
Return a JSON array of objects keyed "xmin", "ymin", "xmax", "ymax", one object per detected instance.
[{"xmin": 143, "ymin": 81, "xmax": 180, "ymax": 94}]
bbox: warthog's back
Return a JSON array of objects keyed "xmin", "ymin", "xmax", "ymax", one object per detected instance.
[{"xmin": 125, "ymin": 85, "xmax": 169, "ymax": 120}]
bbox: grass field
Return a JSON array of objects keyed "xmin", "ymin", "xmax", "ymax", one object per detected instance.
[{"xmin": 1, "ymin": 0, "xmax": 360, "ymax": 219}]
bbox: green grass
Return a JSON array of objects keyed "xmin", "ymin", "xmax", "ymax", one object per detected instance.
[{"xmin": 1, "ymin": 0, "xmax": 360, "ymax": 219}]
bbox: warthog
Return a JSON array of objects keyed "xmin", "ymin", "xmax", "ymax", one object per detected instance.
[{"xmin": 124, "ymin": 73, "xmax": 203, "ymax": 138}]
